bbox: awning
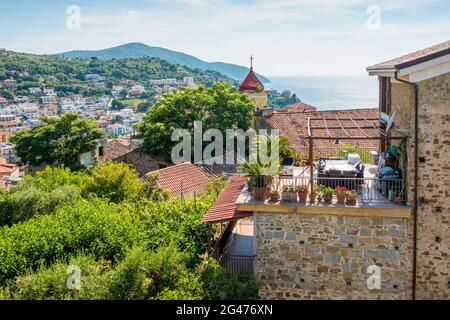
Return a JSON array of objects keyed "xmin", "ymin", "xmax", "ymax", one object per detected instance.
[{"xmin": 201, "ymin": 176, "xmax": 252, "ymax": 224}]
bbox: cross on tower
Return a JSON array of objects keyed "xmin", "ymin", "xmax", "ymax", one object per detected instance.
[{"xmin": 250, "ymin": 55, "xmax": 253, "ymax": 69}]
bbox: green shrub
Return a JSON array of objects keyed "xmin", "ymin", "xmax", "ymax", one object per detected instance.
[
  {"xmin": 17, "ymin": 166, "xmax": 87, "ymax": 192},
  {"xmin": 132, "ymin": 194, "xmax": 213, "ymax": 259},
  {"xmin": 0, "ymin": 199, "xmax": 145, "ymax": 283},
  {"xmin": 0, "ymin": 185, "xmax": 81, "ymax": 226},
  {"xmin": 198, "ymin": 258, "xmax": 259, "ymax": 300},
  {"xmin": 2, "ymin": 254, "xmax": 111, "ymax": 300},
  {"xmin": 107, "ymin": 245, "xmax": 204, "ymax": 300},
  {"xmin": 106, "ymin": 247, "xmax": 151, "ymax": 300},
  {"xmin": 83, "ymin": 161, "xmax": 145, "ymax": 203}
]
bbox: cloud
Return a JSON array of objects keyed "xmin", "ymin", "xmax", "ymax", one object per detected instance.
[{"xmin": 3, "ymin": 0, "xmax": 449, "ymax": 76}]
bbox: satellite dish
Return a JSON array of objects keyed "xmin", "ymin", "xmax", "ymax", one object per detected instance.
[
  {"xmin": 386, "ymin": 111, "xmax": 397, "ymax": 133},
  {"xmin": 380, "ymin": 112, "xmax": 389, "ymax": 125}
]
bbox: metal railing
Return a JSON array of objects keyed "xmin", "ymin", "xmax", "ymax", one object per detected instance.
[
  {"xmin": 251, "ymin": 175, "xmax": 407, "ymax": 206},
  {"xmin": 219, "ymin": 255, "xmax": 256, "ymax": 277},
  {"xmin": 292, "ymin": 145, "xmax": 376, "ymax": 164}
]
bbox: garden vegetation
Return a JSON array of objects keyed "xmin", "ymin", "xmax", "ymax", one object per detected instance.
[{"xmin": 0, "ymin": 162, "xmax": 258, "ymax": 300}]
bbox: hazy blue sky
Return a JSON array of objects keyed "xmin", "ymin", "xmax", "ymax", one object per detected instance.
[{"xmin": 1, "ymin": 0, "xmax": 449, "ymax": 76}]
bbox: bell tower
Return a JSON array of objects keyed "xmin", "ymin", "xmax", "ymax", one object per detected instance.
[{"xmin": 239, "ymin": 55, "xmax": 268, "ymax": 110}]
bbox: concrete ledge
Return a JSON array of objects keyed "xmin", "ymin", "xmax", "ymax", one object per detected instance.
[{"xmin": 237, "ymin": 202, "xmax": 412, "ymax": 218}]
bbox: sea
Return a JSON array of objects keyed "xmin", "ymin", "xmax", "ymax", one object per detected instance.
[{"xmin": 267, "ymin": 76, "xmax": 379, "ymax": 111}]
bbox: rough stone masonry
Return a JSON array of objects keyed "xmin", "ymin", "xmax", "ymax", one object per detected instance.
[{"xmin": 255, "ymin": 212, "xmax": 412, "ymax": 300}]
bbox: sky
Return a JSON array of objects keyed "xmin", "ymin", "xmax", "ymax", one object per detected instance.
[{"xmin": 0, "ymin": 0, "xmax": 449, "ymax": 76}]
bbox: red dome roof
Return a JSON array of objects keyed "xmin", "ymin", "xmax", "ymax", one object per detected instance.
[{"xmin": 239, "ymin": 68, "xmax": 264, "ymax": 92}]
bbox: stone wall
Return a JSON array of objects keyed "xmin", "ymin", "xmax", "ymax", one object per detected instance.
[
  {"xmin": 415, "ymin": 73, "xmax": 449, "ymax": 299},
  {"xmin": 390, "ymin": 73, "xmax": 450, "ymax": 299},
  {"xmin": 255, "ymin": 212, "xmax": 411, "ymax": 300},
  {"xmin": 113, "ymin": 150, "xmax": 167, "ymax": 177}
]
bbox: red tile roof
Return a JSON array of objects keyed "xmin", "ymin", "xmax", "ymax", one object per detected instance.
[
  {"xmin": 148, "ymin": 162, "xmax": 213, "ymax": 197},
  {"xmin": 202, "ymin": 175, "xmax": 252, "ymax": 224},
  {"xmin": 264, "ymin": 108, "xmax": 380, "ymax": 150},
  {"xmin": 239, "ymin": 68, "xmax": 264, "ymax": 92},
  {"xmin": 104, "ymin": 139, "xmax": 133, "ymax": 160},
  {"xmin": 367, "ymin": 40, "xmax": 450, "ymax": 71},
  {"xmin": 276, "ymin": 101, "xmax": 317, "ymax": 113}
]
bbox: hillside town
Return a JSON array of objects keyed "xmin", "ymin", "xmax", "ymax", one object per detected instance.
[
  {"xmin": 0, "ymin": 38, "xmax": 448, "ymax": 302},
  {"xmin": 0, "ymin": 73, "xmax": 202, "ymax": 183}
]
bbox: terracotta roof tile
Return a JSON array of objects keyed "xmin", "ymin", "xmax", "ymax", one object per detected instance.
[
  {"xmin": 104, "ymin": 139, "xmax": 133, "ymax": 160},
  {"xmin": 201, "ymin": 176, "xmax": 252, "ymax": 223},
  {"xmin": 147, "ymin": 162, "xmax": 212, "ymax": 197},
  {"xmin": 239, "ymin": 68, "xmax": 264, "ymax": 92},
  {"xmin": 367, "ymin": 40, "xmax": 450, "ymax": 71},
  {"xmin": 280, "ymin": 101, "xmax": 317, "ymax": 112}
]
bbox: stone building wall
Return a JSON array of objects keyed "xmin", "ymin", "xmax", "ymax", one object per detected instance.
[
  {"xmin": 390, "ymin": 72, "xmax": 450, "ymax": 299},
  {"xmin": 113, "ymin": 150, "xmax": 167, "ymax": 177},
  {"xmin": 255, "ymin": 212, "xmax": 411, "ymax": 300},
  {"xmin": 415, "ymin": 73, "xmax": 449, "ymax": 299}
]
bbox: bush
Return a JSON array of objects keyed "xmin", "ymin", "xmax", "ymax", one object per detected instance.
[
  {"xmin": 132, "ymin": 194, "xmax": 213, "ymax": 260},
  {"xmin": 0, "ymin": 185, "xmax": 81, "ymax": 226},
  {"xmin": 2, "ymin": 254, "xmax": 111, "ymax": 300},
  {"xmin": 106, "ymin": 247, "xmax": 150, "ymax": 300},
  {"xmin": 19, "ymin": 166, "xmax": 87, "ymax": 191},
  {"xmin": 198, "ymin": 258, "xmax": 259, "ymax": 300},
  {"xmin": 0, "ymin": 199, "xmax": 145, "ymax": 283},
  {"xmin": 83, "ymin": 161, "xmax": 145, "ymax": 203},
  {"xmin": 107, "ymin": 245, "xmax": 204, "ymax": 300}
]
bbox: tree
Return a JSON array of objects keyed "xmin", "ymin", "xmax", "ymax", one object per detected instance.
[
  {"xmin": 11, "ymin": 113, "xmax": 104, "ymax": 167},
  {"xmin": 83, "ymin": 161, "xmax": 145, "ymax": 203},
  {"xmin": 136, "ymin": 82, "xmax": 255, "ymax": 161}
]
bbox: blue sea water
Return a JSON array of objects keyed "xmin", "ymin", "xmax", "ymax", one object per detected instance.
[{"xmin": 267, "ymin": 76, "xmax": 379, "ymax": 110}]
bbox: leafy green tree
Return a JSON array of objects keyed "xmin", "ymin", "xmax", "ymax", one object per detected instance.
[
  {"xmin": 137, "ymin": 100, "xmax": 153, "ymax": 112},
  {"xmin": 136, "ymin": 82, "xmax": 255, "ymax": 161},
  {"xmin": 11, "ymin": 113, "xmax": 104, "ymax": 167},
  {"xmin": 83, "ymin": 161, "xmax": 145, "ymax": 203}
]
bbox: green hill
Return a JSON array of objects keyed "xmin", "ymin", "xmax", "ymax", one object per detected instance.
[
  {"xmin": 0, "ymin": 49, "xmax": 236, "ymax": 99},
  {"xmin": 59, "ymin": 42, "xmax": 270, "ymax": 83}
]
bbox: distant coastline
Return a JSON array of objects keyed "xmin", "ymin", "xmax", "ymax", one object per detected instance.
[{"xmin": 267, "ymin": 75, "xmax": 378, "ymax": 110}]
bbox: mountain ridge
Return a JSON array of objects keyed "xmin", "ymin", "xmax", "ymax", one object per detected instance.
[{"xmin": 58, "ymin": 43, "xmax": 270, "ymax": 83}]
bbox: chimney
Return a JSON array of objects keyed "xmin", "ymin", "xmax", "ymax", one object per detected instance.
[{"xmin": 262, "ymin": 108, "xmax": 274, "ymax": 118}]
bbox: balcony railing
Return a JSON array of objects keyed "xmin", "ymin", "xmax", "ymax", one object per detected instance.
[
  {"xmin": 249, "ymin": 175, "xmax": 407, "ymax": 206},
  {"xmin": 292, "ymin": 145, "xmax": 376, "ymax": 164}
]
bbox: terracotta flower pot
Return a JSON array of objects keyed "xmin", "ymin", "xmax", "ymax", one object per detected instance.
[
  {"xmin": 253, "ymin": 186, "xmax": 270, "ymax": 200},
  {"xmin": 336, "ymin": 194, "xmax": 346, "ymax": 204},
  {"xmin": 322, "ymin": 194, "xmax": 333, "ymax": 204},
  {"xmin": 346, "ymin": 195, "xmax": 357, "ymax": 205},
  {"xmin": 298, "ymin": 192, "xmax": 308, "ymax": 203},
  {"xmin": 269, "ymin": 193, "xmax": 280, "ymax": 202}
]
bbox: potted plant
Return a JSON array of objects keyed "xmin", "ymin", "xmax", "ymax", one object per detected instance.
[
  {"xmin": 345, "ymin": 190, "xmax": 357, "ymax": 205},
  {"xmin": 322, "ymin": 186, "xmax": 334, "ymax": 204},
  {"xmin": 282, "ymin": 185, "xmax": 297, "ymax": 202},
  {"xmin": 269, "ymin": 190, "xmax": 281, "ymax": 202},
  {"xmin": 249, "ymin": 175, "xmax": 272, "ymax": 200},
  {"xmin": 296, "ymin": 185, "xmax": 309, "ymax": 203},
  {"xmin": 238, "ymin": 158, "xmax": 280, "ymax": 201},
  {"xmin": 310, "ymin": 185, "xmax": 320, "ymax": 203},
  {"xmin": 335, "ymin": 186, "xmax": 348, "ymax": 204}
]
